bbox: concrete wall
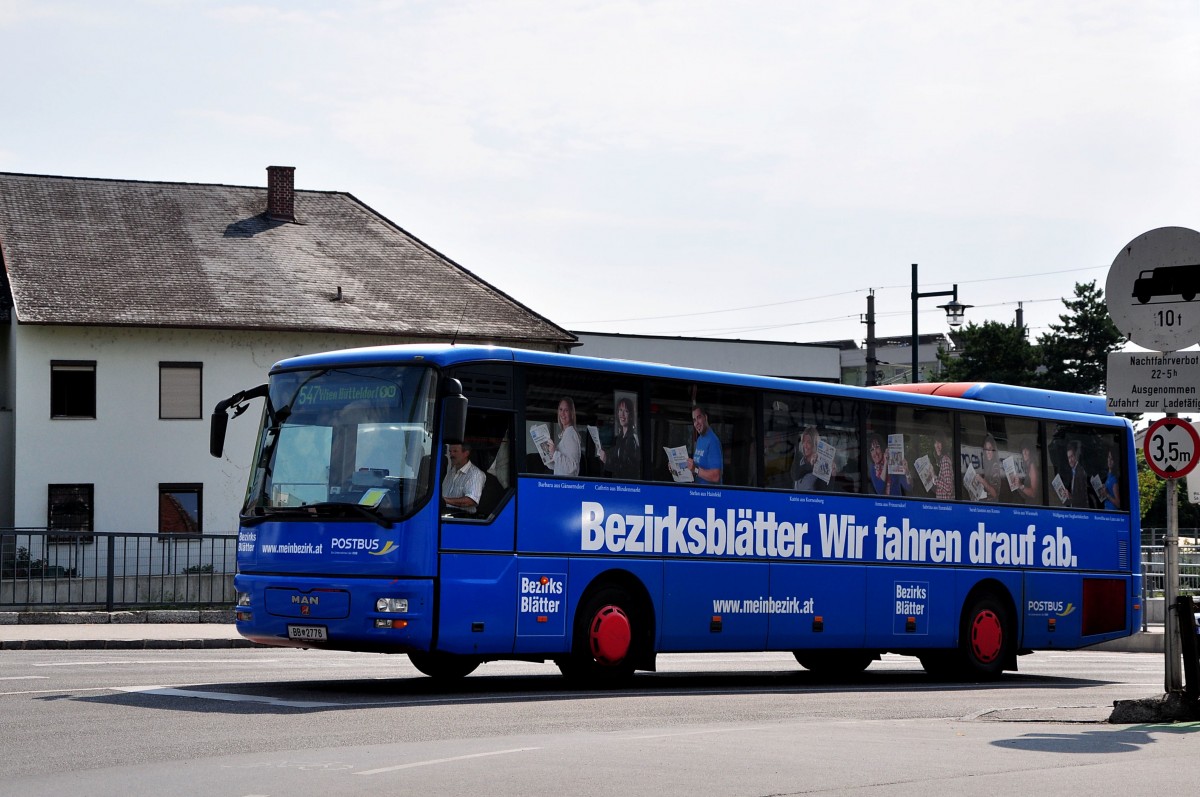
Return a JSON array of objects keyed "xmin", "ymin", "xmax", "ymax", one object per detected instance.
[{"xmin": 0, "ymin": 572, "xmax": 234, "ymax": 609}]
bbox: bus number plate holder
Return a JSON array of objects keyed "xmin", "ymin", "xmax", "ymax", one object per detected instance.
[{"xmin": 287, "ymin": 625, "xmax": 328, "ymax": 641}]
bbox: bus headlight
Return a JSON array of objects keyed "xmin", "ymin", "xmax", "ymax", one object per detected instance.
[
  {"xmin": 236, "ymin": 591, "xmax": 252, "ymax": 607},
  {"xmin": 375, "ymin": 597, "xmax": 408, "ymax": 613}
]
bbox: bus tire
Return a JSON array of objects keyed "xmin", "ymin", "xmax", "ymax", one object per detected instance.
[
  {"xmin": 960, "ymin": 594, "xmax": 1011, "ymax": 680},
  {"xmin": 558, "ymin": 586, "xmax": 637, "ymax": 686},
  {"xmin": 919, "ymin": 595, "xmax": 1013, "ymax": 680},
  {"xmin": 793, "ymin": 650, "xmax": 874, "ymax": 676},
  {"xmin": 407, "ymin": 651, "xmax": 480, "ymax": 680}
]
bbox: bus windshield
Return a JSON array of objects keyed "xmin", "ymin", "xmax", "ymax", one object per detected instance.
[{"xmin": 243, "ymin": 365, "xmax": 438, "ymax": 522}]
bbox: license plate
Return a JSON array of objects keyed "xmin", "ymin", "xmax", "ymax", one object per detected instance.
[{"xmin": 287, "ymin": 625, "xmax": 328, "ymax": 641}]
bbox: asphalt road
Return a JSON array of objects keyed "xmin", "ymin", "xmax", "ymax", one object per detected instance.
[{"xmin": 2, "ymin": 648, "xmax": 1197, "ymax": 796}]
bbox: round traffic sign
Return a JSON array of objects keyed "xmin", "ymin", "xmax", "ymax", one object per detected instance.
[
  {"xmin": 1143, "ymin": 417, "xmax": 1200, "ymax": 479},
  {"xmin": 1106, "ymin": 227, "xmax": 1200, "ymax": 351}
]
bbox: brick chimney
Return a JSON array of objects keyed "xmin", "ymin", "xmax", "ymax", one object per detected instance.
[{"xmin": 266, "ymin": 165, "xmax": 295, "ymax": 221}]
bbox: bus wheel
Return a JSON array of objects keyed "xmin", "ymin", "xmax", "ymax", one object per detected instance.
[
  {"xmin": 793, "ymin": 651, "xmax": 874, "ymax": 676},
  {"xmin": 921, "ymin": 595, "xmax": 1012, "ymax": 680},
  {"xmin": 407, "ymin": 651, "xmax": 480, "ymax": 680},
  {"xmin": 959, "ymin": 595, "xmax": 1011, "ymax": 680},
  {"xmin": 558, "ymin": 587, "xmax": 636, "ymax": 685}
]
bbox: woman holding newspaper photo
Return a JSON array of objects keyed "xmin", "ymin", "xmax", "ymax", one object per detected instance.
[
  {"xmin": 977, "ymin": 434, "xmax": 1003, "ymax": 502},
  {"xmin": 546, "ymin": 396, "xmax": 582, "ymax": 477},
  {"xmin": 599, "ymin": 396, "xmax": 641, "ymax": 479},
  {"xmin": 866, "ymin": 433, "xmax": 909, "ymax": 496}
]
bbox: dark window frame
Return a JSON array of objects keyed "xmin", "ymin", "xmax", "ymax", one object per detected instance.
[
  {"xmin": 50, "ymin": 360, "xmax": 97, "ymax": 419},
  {"xmin": 159, "ymin": 482, "xmax": 203, "ymax": 537},
  {"xmin": 47, "ymin": 483, "xmax": 95, "ymax": 543}
]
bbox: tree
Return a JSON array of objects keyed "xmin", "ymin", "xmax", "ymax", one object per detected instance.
[
  {"xmin": 1035, "ymin": 281, "xmax": 1124, "ymax": 395},
  {"xmin": 937, "ymin": 320, "xmax": 1040, "ymax": 385}
]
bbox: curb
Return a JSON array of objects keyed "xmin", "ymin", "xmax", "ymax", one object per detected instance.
[
  {"xmin": 1, "ymin": 638, "xmax": 263, "ymax": 651},
  {"xmin": 0, "ymin": 610, "xmax": 235, "ymax": 625}
]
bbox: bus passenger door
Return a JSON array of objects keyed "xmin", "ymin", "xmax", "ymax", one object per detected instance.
[
  {"xmin": 437, "ymin": 408, "xmax": 518, "ymax": 655},
  {"xmin": 440, "ymin": 408, "xmax": 516, "ymax": 553}
]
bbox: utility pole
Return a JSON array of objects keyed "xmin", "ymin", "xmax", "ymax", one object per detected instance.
[{"xmin": 863, "ymin": 290, "xmax": 878, "ymax": 387}]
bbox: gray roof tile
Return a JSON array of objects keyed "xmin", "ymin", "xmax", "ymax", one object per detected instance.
[{"xmin": 0, "ymin": 172, "xmax": 574, "ymax": 346}]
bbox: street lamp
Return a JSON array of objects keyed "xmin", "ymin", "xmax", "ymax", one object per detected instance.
[{"xmin": 911, "ymin": 263, "xmax": 971, "ymax": 383}]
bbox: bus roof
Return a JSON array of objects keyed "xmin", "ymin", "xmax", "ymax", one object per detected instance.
[
  {"xmin": 273, "ymin": 344, "xmax": 1117, "ymax": 421},
  {"xmin": 875, "ymin": 382, "xmax": 1110, "ymax": 415}
]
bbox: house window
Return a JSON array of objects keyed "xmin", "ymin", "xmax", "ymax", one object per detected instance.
[
  {"xmin": 48, "ymin": 484, "xmax": 94, "ymax": 543},
  {"xmin": 50, "ymin": 361, "xmax": 96, "ymax": 419},
  {"xmin": 159, "ymin": 484, "xmax": 202, "ymax": 535},
  {"xmin": 160, "ymin": 362, "xmax": 202, "ymax": 420}
]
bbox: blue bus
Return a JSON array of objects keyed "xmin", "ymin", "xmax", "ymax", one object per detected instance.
[{"xmin": 210, "ymin": 344, "xmax": 1141, "ymax": 682}]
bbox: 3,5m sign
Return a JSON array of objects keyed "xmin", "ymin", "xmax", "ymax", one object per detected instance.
[
  {"xmin": 1105, "ymin": 351, "xmax": 1200, "ymax": 412},
  {"xmin": 1143, "ymin": 417, "xmax": 1200, "ymax": 479}
]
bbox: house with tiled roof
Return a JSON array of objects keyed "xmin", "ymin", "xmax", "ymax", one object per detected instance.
[{"xmin": 0, "ymin": 167, "xmax": 575, "ymax": 552}]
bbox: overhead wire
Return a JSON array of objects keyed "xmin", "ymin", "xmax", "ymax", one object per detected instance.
[{"xmin": 568, "ymin": 265, "xmax": 1106, "ymax": 327}]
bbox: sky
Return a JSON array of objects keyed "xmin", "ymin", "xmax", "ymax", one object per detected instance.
[{"xmin": 2, "ymin": 0, "xmax": 1198, "ymax": 346}]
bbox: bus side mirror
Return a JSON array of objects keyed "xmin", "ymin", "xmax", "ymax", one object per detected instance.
[
  {"xmin": 442, "ymin": 378, "xmax": 467, "ymax": 445},
  {"xmin": 210, "ymin": 384, "xmax": 269, "ymax": 459},
  {"xmin": 210, "ymin": 405, "xmax": 229, "ymax": 458}
]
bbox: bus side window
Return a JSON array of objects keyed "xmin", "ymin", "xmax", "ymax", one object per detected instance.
[
  {"xmin": 648, "ymin": 382, "xmax": 755, "ymax": 487},
  {"xmin": 764, "ymin": 392, "xmax": 860, "ymax": 494},
  {"xmin": 521, "ymin": 367, "xmax": 641, "ymax": 481},
  {"xmin": 958, "ymin": 414, "xmax": 1038, "ymax": 506},
  {"xmin": 456, "ymin": 409, "xmax": 513, "ymax": 519},
  {"xmin": 1047, "ymin": 423, "xmax": 1123, "ymax": 511}
]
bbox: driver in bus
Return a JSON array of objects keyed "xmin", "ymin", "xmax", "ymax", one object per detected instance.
[{"xmin": 442, "ymin": 440, "xmax": 486, "ymax": 515}]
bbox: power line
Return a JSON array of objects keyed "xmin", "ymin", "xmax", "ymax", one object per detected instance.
[
  {"xmin": 567, "ymin": 265, "xmax": 1105, "ymax": 326},
  {"xmin": 574, "ymin": 288, "xmax": 863, "ymax": 324}
]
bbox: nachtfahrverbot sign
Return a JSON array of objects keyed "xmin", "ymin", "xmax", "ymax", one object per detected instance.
[{"xmin": 1105, "ymin": 351, "xmax": 1200, "ymax": 412}]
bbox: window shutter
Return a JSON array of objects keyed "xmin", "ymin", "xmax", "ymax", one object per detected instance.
[{"xmin": 160, "ymin": 364, "xmax": 202, "ymax": 419}]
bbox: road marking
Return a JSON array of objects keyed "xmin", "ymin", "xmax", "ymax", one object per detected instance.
[
  {"xmin": 32, "ymin": 659, "xmax": 280, "ymax": 667},
  {"xmin": 621, "ymin": 726, "xmax": 773, "ymax": 740},
  {"xmin": 114, "ymin": 686, "xmax": 343, "ymax": 708},
  {"xmin": 355, "ymin": 747, "xmax": 541, "ymax": 776},
  {"xmin": 1, "ymin": 687, "xmax": 114, "ymax": 696},
  {"xmin": 0, "ymin": 676, "xmax": 48, "ymax": 681}
]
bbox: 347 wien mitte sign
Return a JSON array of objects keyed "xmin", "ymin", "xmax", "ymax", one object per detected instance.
[{"xmin": 1105, "ymin": 351, "xmax": 1200, "ymax": 412}]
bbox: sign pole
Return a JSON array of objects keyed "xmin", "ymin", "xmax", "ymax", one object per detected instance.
[
  {"xmin": 1106, "ymin": 228, "xmax": 1200, "ymax": 694},
  {"xmin": 1142, "ymin": 414, "xmax": 1199, "ymax": 692},
  {"xmin": 1165, "ymin": 412, "xmax": 1182, "ymax": 692},
  {"xmin": 1136, "ymin": 434, "xmax": 1189, "ymax": 694}
]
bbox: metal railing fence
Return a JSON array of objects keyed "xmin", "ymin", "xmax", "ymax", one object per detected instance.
[
  {"xmin": 1141, "ymin": 544, "xmax": 1200, "ymax": 598},
  {"xmin": 0, "ymin": 528, "xmax": 236, "ymax": 610}
]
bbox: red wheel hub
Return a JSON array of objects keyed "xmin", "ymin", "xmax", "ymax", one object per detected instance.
[
  {"xmin": 588, "ymin": 604, "xmax": 631, "ymax": 665},
  {"xmin": 969, "ymin": 609, "xmax": 1003, "ymax": 664}
]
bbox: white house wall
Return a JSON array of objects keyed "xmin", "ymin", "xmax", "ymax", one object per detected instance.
[{"xmin": 9, "ymin": 324, "xmax": 427, "ymax": 535}]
